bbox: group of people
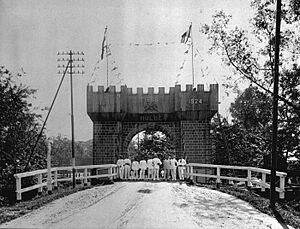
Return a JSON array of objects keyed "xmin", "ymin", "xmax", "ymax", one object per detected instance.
[{"xmin": 116, "ymin": 155, "xmax": 187, "ymax": 181}]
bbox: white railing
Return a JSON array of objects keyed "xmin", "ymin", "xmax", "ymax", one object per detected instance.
[
  {"xmin": 14, "ymin": 163, "xmax": 287, "ymax": 201},
  {"xmin": 186, "ymin": 163, "xmax": 287, "ymax": 199},
  {"xmin": 14, "ymin": 164, "xmax": 118, "ymax": 201}
]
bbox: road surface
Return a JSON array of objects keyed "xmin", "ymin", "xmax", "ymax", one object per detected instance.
[{"xmin": 0, "ymin": 181, "xmax": 291, "ymax": 228}]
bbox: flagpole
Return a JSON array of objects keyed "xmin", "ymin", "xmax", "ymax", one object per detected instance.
[
  {"xmin": 105, "ymin": 26, "xmax": 109, "ymax": 88},
  {"xmin": 190, "ymin": 22, "xmax": 195, "ymax": 89},
  {"xmin": 190, "ymin": 22, "xmax": 195, "ymax": 120}
]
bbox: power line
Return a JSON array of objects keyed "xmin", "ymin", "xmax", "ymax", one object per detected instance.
[{"xmin": 24, "ymin": 60, "xmax": 71, "ymax": 172}]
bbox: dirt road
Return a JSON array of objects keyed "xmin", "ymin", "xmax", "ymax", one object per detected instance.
[{"xmin": 0, "ymin": 182, "xmax": 292, "ymax": 228}]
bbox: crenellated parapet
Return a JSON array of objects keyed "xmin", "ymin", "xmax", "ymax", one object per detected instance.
[{"xmin": 87, "ymin": 84, "xmax": 218, "ymax": 122}]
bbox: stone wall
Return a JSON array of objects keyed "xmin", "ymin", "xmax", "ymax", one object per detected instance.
[{"xmin": 93, "ymin": 119, "xmax": 213, "ymax": 167}]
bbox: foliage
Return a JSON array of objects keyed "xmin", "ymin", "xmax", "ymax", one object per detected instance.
[
  {"xmin": 0, "ymin": 66, "xmax": 47, "ymax": 203},
  {"xmin": 213, "ymin": 86, "xmax": 288, "ymax": 170},
  {"xmin": 202, "ymin": 0, "xmax": 300, "ymax": 168},
  {"xmin": 212, "ymin": 115, "xmax": 268, "ymax": 167},
  {"xmin": 51, "ymin": 135, "xmax": 92, "ymax": 166},
  {"xmin": 127, "ymin": 130, "xmax": 174, "ymax": 161}
]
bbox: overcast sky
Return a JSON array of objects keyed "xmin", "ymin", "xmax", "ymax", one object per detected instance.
[{"xmin": 0, "ymin": 0, "xmax": 254, "ymax": 141}]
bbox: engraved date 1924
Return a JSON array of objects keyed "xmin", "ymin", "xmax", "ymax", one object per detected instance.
[{"xmin": 189, "ymin": 98, "xmax": 203, "ymax": 104}]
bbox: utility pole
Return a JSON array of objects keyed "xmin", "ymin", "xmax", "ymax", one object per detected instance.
[
  {"xmin": 57, "ymin": 51, "xmax": 84, "ymax": 188},
  {"xmin": 270, "ymin": 0, "xmax": 281, "ymax": 209}
]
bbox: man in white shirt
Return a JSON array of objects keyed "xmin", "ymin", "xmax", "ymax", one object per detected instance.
[
  {"xmin": 116, "ymin": 156, "xmax": 124, "ymax": 180},
  {"xmin": 131, "ymin": 159, "xmax": 140, "ymax": 180},
  {"xmin": 123, "ymin": 157, "xmax": 131, "ymax": 180},
  {"xmin": 147, "ymin": 158, "xmax": 154, "ymax": 180},
  {"xmin": 153, "ymin": 155, "xmax": 162, "ymax": 181},
  {"xmin": 177, "ymin": 157, "xmax": 187, "ymax": 180},
  {"xmin": 139, "ymin": 159, "xmax": 147, "ymax": 180},
  {"xmin": 170, "ymin": 156, "xmax": 178, "ymax": 181}
]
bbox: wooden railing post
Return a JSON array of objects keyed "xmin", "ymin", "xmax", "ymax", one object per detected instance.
[
  {"xmin": 279, "ymin": 175, "xmax": 285, "ymax": 199},
  {"xmin": 47, "ymin": 139, "xmax": 52, "ymax": 194},
  {"xmin": 115, "ymin": 166, "xmax": 118, "ymax": 179},
  {"xmin": 216, "ymin": 166, "xmax": 221, "ymax": 188},
  {"xmin": 261, "ymin": 173, "xmax": 266, "ymax": 192},
  {"xmin": 190, "ymin": 166, "xmax": 194, "ymax": 182},
  {"xmin": 187, "ymin": 165, "xmax": 190, "ymax": 179},
  {"xmin": 54, "ymin": 169, "xmax": 58, "ymax": 189},
  {"xmin": 38, "ymin": 173, "xmax": 43, "ymax": 194},
  {"xmin": 15, "ymin": 176, "xmax": 22, "ymax": 201},
  {"xmin": 109, "ymin": 166, "xmax": 113, "ymax": 181},
  {"xmin": 247, "ymin": 169, "xmax": 252, "ymax": 187},
  {"xmin": 114, "ymin": 166, "xmax": 117, "ymax": 179},
  {"xmin": 83, "ymin": 168, "xmax": 88, "ymax": 186}
]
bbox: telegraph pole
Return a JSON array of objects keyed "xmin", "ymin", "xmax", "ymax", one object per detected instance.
[
  {"xmin": 57, "ymin": 51, "xmax": 84, "ymax": 188},
  {"xmin": 270, "ymin": 0, "xmax": 281, "ymax": 209}
]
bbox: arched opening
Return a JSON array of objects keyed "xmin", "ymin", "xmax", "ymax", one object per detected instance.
[{"xmin": 126, "ymin": 129, "xmax": 175, "ymax": 162}]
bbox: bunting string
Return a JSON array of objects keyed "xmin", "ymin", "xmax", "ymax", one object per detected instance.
[
  {"xmin": 111, "ymin": 41, "xmax": 176, "ymax": 47},
  {"xmin": 89, "ymin": 43, "xmax": 124, "ymax": 85},
  {"xmin": 89, "ymin": 36, "xmax": 197, "ymax": 85},
  {"xmin": 175, "ymin": 43, "xmax": 192, "ymax": 85}
]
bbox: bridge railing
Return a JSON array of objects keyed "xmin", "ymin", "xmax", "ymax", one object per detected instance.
[
  {"xmin": 14, "ymin": 164, "xmax": 118, "ymax": 201},
  {"xmin": 186, "ymin": 163, "xmax": 287, "ymax": 199}
]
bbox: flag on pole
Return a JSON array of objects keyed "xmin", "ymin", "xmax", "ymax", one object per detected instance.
[
  {"xmin": 101, "ymin": 27, "xmax": 107, "ymax": 60},
  {"xmin": 181, "ymin": 24, "xmax": 192, "ymax": 44}
]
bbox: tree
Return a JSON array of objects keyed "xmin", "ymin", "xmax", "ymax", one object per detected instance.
[
  {"xmin": 51, "ymin": 135, "xmax": 92, "ymax": 166},
  {"xmin": 0, "ymin": 66, "xmax": 47, "ymax": 203},
  {"xmin": 212, "ymin": 86, "xmax": 289, "ymax": 171},
  {"xmin": 212, "ymin": 113, "xmax": 267, "ymax": 167},
  {"xmin": 127, "ymin": 130, "xmax": 174, "ymax": 161},
  {"xmin": 202, "ymin": 0, "xmax": 300, "ymax": 167}
]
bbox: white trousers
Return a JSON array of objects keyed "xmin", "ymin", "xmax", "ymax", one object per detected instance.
[
  {"xmin": 148, "ymin": 168, "xmax": 153, "ymax": 179},
  {"xmin": 178, "ymin": 166, "xmax": 185, "ymax": 180},
  {"xmin": 133, "ymin": 169, "xmax": 139, "ymax": 179},
  {"xmin": 171, "ymin": 168, "xmax": 176, "ymax": 180},
  {"xmin": 153, "ymin": 168, "xmax": 160, "ymax": 180},
  {"xmin": 124, "ymin": 165, "xmax": 130, "ymax": 179},
  {"xmin": 163, "ymin": 168, "xmax": 168, "ymax": 180},
  {"xmin": 140, "ymin": 169, "xmax": 146, "ymax": 179},
  {"xmin": 119, "ymin": 166, "xmax": 124, "ymax": 179}
]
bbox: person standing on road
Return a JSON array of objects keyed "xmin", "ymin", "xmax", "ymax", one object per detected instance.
[
  {"xmin": 153, "ymin": 155, "xmax": 162, "ymax": 181},
  {"xmin": 170, "ymin": 156, "xmax": 178, "ymax": 181},
  {"xmin": 131, "ymin": 159, "xmax": 140, "ymax": 180},
  {"xmin": 177, "ymin": 156, "xmax": 187, "ymax": 180},
  {"xmin": 139, "ymin": 159, "xmax": 147, "ymax": 180},
  {"xmin": 123, "ymin": 157, "xmax": 131, "ymax": 180},
  {"xmin": 163, "ymin": 156, "xmax": 170, "ymax": 180},
  {"xmin": 147, "ymin": 157, "xmax": 154, "ymax": 180},
  {"xmin": 116, "ymin": 156, "xmax": 124, "ymax": 180},
  {"xmin": 167, "ymin": 156, "xmax": 172, "ymax": 180}
]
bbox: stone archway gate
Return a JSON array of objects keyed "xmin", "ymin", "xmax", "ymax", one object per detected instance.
[{"xmin": 87, "ymin": 84, "xmax": 218, "ymax": 165}]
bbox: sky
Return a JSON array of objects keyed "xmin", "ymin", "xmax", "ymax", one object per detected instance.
[{"xmin": 0, "ymin": 0, "xmax": 254, "ymax": 141}]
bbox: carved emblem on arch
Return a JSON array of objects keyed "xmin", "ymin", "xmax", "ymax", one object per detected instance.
[{"xmin": 144, "ymin": 97, "xmax": 159, "ymax": 113}]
